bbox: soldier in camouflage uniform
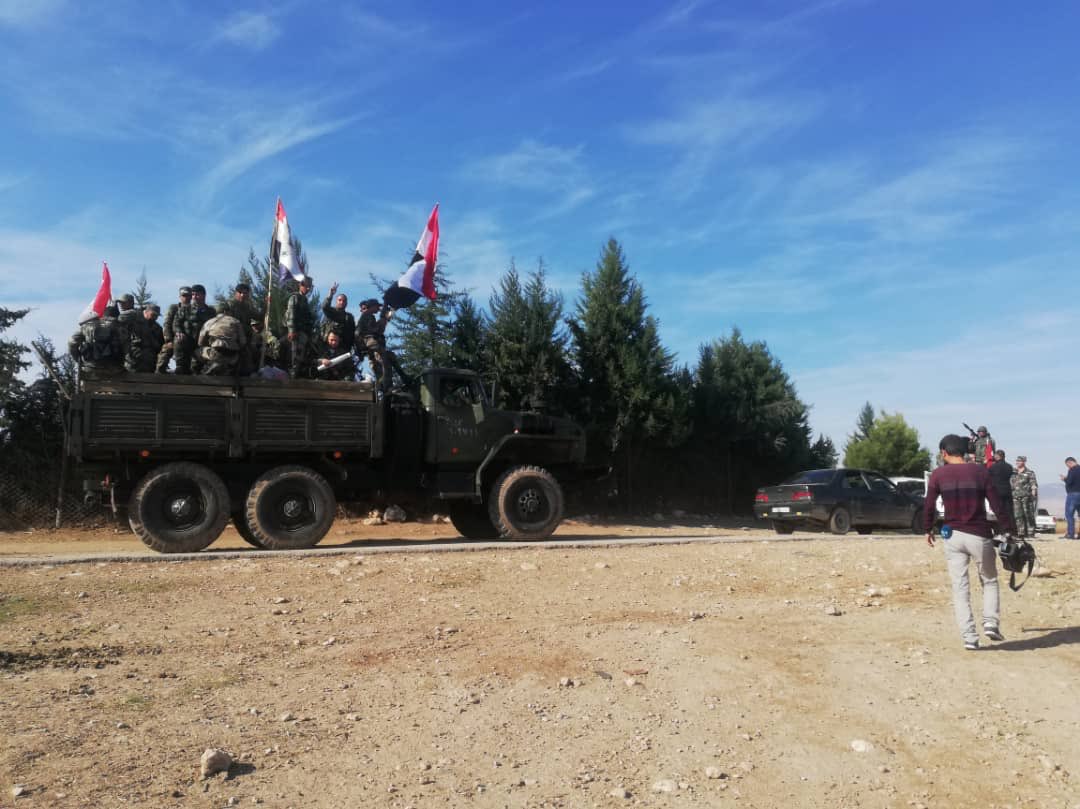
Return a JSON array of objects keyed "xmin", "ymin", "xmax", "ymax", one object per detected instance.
[
  {"xmin": 156, "ymin": 287, "xmax": 191, "ymax": 373},
  {"xmin": 282, "ymin": 276, "xmax": 315, "ymax": 379},
  {"xmin": 1010, "ymin": 455, "xmax": 1038, "ymax": 538},
  {"xmin": 219, "ymin": 283, "xmax": 258, "ymax": 375},
  {"xmin": 173, "ymin": 283, "xmax": 214, "ymax": 374},
  {"xmin": 970, "ymin": 426, "xmax": 995, "ymax": 467},
  {"xmin": 68, "ymin": 305, "xmax": 127, "ymax": 377},
  {"xmin": 125, "ymin": 303, "xmax": 164, "ymax": 373},
  {"xmin": 196, "ymin": 306, "xmax": 247, "ymax": 376},
  {"xmin": 320, "ymin": 282, "xmax": 355, "ymax": 354}
]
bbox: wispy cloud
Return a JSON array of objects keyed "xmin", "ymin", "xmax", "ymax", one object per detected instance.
[
  {"xmin": 462, "ymin": 140, "xmax": 596, "ymax": 220},
  {"xmin": 212, "ymin": 11, "xmax": 280, "ymax": 51},
  {"xmin": 0, "ymin": 0, "xmax": 65, "ymax": 28}
]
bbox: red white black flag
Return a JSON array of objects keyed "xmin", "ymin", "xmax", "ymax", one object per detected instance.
[
  {"xmin": 78, "ymin": 262, "xmax": 112, "ymax": 323},
  {"xmin": 384, "ymin": 204, "xmax": 439, "ymax": 309},
  {"xmin": 271, "ymin": 198, "xmax": 304, "ymax": 283}
]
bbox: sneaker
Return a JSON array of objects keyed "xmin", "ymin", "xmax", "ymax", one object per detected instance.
[
  {"xmin": 964, "ymin": 639, "xmax": 980, "ymax": 651},
  {"xmin": 983, "ymin": 625, "xmax": 1004, "ymax": 642}
]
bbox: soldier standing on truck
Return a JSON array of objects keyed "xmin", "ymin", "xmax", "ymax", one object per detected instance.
[
  {"xmin": 68, "ymin": 305, "xmax": 127, "ymax": 377},
  {"xmin": 220, "ymin": 283, "xmax": 257, "ymax": 374},
  {"xmin": 197, "ymin": 306, "xmax": 247, "ymax": 376},
  {"xmin": 156, "ymin": 286, "xmax": 189, "ymax": 373},
  {"xmin": 172, "ymin": 285, "xmax": 213, "ymax": 375},
  {"xmin": 321, "ymin": 282, "xmax": 355, "ymax": 354},
  {"xmin": 356, "ymin": 298, "xmax": 408, "ymax": 392},
  {"xmin": 127, "ymin": 303, "xmax": 164, "ymax": 373},
  {"xmin": 283, "ymin": 275, "xmax": 315, "ymax": 379}
]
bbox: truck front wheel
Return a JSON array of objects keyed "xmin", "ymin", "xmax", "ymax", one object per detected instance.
[
  {"xmin": 449, "ymin": 501, "xmax": 500, "ymax": 540},
  {"xmin": 488, "ymin": 465, "xmax": 564, "ymax": 540},
  {"xmin": 245, "ymin": 465, "xmax": 336, "ymax": 550},
  {"xmin": 128, "ymin": 462, "xmax": 229, "ymax": 553}
]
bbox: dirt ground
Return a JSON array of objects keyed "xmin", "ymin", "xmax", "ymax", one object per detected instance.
[{"xmin": 1, "ymin": 518, "xmax": 1078, "ymax": 809}]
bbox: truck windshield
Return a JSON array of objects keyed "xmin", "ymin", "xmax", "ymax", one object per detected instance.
[{"xmin": 439, "ymin": 377, "xmax": 484, "ymax": 409}]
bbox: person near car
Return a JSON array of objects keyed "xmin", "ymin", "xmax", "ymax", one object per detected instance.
[
  {"xmin": 1010, "ymin": 456, "xmax": 1038, "ymax": 539},
  {"xmin": 988, "ymin": 450, "xmax": 1015, "ymax": 528},
  {"xmin": 1061, "ymin": 456, "xmax": 1080, "ymax": 539},
  {"xmin": 925, "ymin": 434, "xmax": 1014, "ymax": 651}
]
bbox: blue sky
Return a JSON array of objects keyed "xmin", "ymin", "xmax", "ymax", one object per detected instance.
[{"xmin": 2, "ymin": 1, "xmax": 1077, "ymax": 506}]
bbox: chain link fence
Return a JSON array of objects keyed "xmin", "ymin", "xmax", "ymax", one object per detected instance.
[{"xmin": 0, "ymin": 468, "xmax": 107, "ymax": 532}]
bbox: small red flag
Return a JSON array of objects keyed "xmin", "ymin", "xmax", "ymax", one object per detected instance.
[{"xmin": 79, "ymin": 262, "xmax": 113, "ymax": 322}]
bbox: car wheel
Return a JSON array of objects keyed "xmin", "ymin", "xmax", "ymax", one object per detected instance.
[
  {"xmin": 771, "ymin": 521, "xmax": 795, "ymax": 535},
  {"xmin": 128, "ymin": 462, "xmax": 229, "ymax": 553},
  {"xmin": 449, "ymin": 501, "xmax": 500, "ymax": 540},
  {"xmin": 244, "ymin": 465, "xmax": 336, "ymax": 550},
  {"xmin": 488, "ymin": 465, "xmax": 564, "ymax": 540},
  {"xmin": 828, "ymin": 507, "xmax": 851, "ymax": 535}
]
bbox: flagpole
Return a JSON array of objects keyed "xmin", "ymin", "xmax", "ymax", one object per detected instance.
[{"xmin": 259, "ymin": 198, "xmax": 279, "ymax": 369}]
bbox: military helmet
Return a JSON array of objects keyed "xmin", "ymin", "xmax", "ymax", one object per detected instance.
[
  {"xmin": 977, "ymin": 425, "xmax": 988, "ymax": 433},
  {"xmin": 1016, "ymin": 455, "xmax": 1027, "ymax": 462},
  {"xmin": 179, "ymin": 286, "xmax": 192, "ymax": 296},
  {"xmin": 117, "ymin": 293, "xmax": 135, "ymax": 306}
]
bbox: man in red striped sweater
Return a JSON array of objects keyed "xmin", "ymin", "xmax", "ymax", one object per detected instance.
[{"xmin": 925, "ymin": 434, "xmax": 1016, "ymax": 651}]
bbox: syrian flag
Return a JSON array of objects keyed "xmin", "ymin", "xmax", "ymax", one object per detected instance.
[
  {"xmin": 271, "ymin": 198, "xmax": 304, "ymax": 283},
  {"xmin": 384, "ymin": 203, "xmax": 439, "ymax": 309},
  {"xmin": 78, "ymin": 262, "xmax": 112, "ymax": 323}
]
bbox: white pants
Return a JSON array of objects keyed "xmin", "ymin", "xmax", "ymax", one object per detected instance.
[{"xmin": 944, "ymin": 530, "xmax": 1000, "ymax": 644}]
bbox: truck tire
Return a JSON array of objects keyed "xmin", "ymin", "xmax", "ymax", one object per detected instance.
[
  {"xmin": 449, "ymin": 501, "xmax": 500, "ymax": 540},
  {"xmin": 245, "ymin": 465, "xmax": 336, "ymax": 550},
  {"xmin": 828, "ymin": 507, "xmax": 851, "ymax": 535},
  {"xmin": 128, "ymin": 462, "xmax": 229, "ymax": 553},
  {"xmin": 232, "ymin": 512, "xmax": 265, "ymax": 549},
  {"xmin": 487, "ymin": 465, "xmax": 564, "ymax": 540}
]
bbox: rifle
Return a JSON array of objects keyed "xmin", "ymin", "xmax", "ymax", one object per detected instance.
[{"xmin": 962, "ymin": 422, "xmax": 978, "ymax": 439}]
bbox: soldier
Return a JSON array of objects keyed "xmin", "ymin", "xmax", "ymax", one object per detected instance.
[
  {"xmin": 156, "ymin": 287, "xmax": 190, "ymax": 373},
  {"xmin": 321, "ymin": 282, "xmax": 355, "ymax": 354},
  {"xmin": 971, "ymin": 426, "xmax": 995, "ymax": 467},
  {"xmin": 127, "ymin": 304, "xmax": 164, "ymax": 373},
  {"xmin": 314, "ymin": 331, "xmax": 353, "ymax": 381},
  {"xmin": 282, "ymin": 275, "xmax": 315, "ymax": 379},
  {"xmin": 1010, "ymin": 456, "xmax": 1038, "ymax": 539},
  {"xmin": 197, "ymin": 305, "xmax": 247, "ymax": 376},
  {"xmin": 174, "ymin": 283, "xmax": 213, "ymax": 374},
  {"xmin": 68, "ymin": 305, "xmax": 127, "ymax": 377},
  {"xmin": 355, "ymin": 298, "xmax": 408, "ymax": 392},
  {"xmin": 116, "ymin": 293, "xmax": 145, "ymax": 373},
  {"xmin": 220, "ymin": 283, "xmax": 258, "ymax": 374}
]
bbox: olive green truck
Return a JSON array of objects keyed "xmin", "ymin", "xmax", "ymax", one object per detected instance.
[{"xmin": 67, "ymin": 369, "xmax": 587, "ymax": 553}]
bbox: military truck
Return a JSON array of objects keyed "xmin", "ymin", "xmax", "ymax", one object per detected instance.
[{"xmin": 66, "ymin": 369, "xmax": 586, "ymax": 553}]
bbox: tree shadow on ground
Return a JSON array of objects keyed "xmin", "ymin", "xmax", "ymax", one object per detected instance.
[{"xmin": 985, "ymin": 626, "xmax": 1080, "ymax": 652}]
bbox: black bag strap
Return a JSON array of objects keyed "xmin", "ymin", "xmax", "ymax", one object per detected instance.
[{"xmin": 1009, "ymin": 552, "xmax": 1035, "ymax": 592}]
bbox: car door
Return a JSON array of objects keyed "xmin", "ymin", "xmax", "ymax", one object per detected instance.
[
  {"xmin": 864, "ymin": 472, "xmax": 911, "ymax": 527},
  {"xmin": 839, "ymin": 469, "xmax": 870, "ymax": 524}
]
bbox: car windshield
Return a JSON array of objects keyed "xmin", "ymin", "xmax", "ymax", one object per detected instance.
[
  {"xmin": 1037, "ymin": 508, "xmax": 1049, "ymax": 516},
  {"xmin": 782, "ymin": 470, "xmax": 835, "ymax": 485}
]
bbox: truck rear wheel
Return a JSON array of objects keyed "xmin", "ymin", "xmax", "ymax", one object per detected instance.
[
  {"xmin": 245, "ymin": 465, "xmax": 336, "ymax": 550},
  {"xmin": 128, "ymin": 462, "xmax": 229, "ymax": 553},
  {"xmin": 488, "ymin": 465, "xmax": 564, "ymax": 540},
  {"xmin": 449, "ymin": 501, "xmax": 499, "ymax": 540}
]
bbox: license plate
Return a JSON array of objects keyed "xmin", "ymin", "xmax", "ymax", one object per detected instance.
[{"xmin": 771, "ymin": 507, "xmax": 791, "ymax": 513}]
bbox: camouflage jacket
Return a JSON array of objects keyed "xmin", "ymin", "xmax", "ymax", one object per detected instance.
[
  {"xmin": 220, "ymin": 298, "xmax": 258, "ymax": 337},
  {"xmin": 198, "ymin": 313, "xmax": 246, "ymax": 354},
  {"xmin": 1011, "ymin": 467, "xmax": 1038, "ymax": 499},
  {"xmin": 284, "ymin": 292, "xmax": 314, "ymax": 335},
  {"xmin": 174, "ymin": 303, "xmax": 213, "ymax": 343},
  {"xmin": 69, "ymin": 316, "xmax": 126, "ymax": 370},
  {"xmin": 124, "ymin": 316, "xmax": 164, "ymax": 372},
  {"xmin": 971, "ymin": 435, "xmax": 994, "ymax": 464},
  {"xmin": 162, "ymin": 303, "xmax": 180, "ymax": 343}
]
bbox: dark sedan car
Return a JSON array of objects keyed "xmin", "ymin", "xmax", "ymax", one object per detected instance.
[{"xmin": 753, "ymin": 468, "xmax": 924, "ymax": 535}]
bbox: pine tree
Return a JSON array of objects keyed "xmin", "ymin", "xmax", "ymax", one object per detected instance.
[
  {"xmin": 130, "ymin": 270, "xmax": 156, "ymax": 309},
  {"xmin": 0, "ymin": 307, "xmax": 31, "ymax": 433},
  {"xmin": 241, "ymin": 235, "xmax": 317, "ymax": 337},
  {"xmin": 808, "ymin": 434, "xmax": 839, "ymax": 468},
  {"xmin": 567, "ymin": 239, "xmax": 677, "ymax": 509},
  {"xmin": 487, "ymin": 259, "xmax": 571, "ymax": 412},
  {"xmin": 448, "ymin": 294, "xmax": 487, "ymax": 373},
  {"xmin": 386, "ymin": 263, "xmax": 462, "ymax": 376}
]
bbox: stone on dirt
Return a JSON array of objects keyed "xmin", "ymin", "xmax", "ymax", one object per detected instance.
[
  {"xmin": 200, "ymin": 748, "xmax": 233, "ymax": 778},
  {"xmin": 384, "ymin": 505, "xmax": 407, "ymax": 522},
  {"xmin": 851, "ymin": 739, "xmax": 874, "ymax": 753},
  {"xmin": 651, "ymin": 779, "xmax": 677, "ymax": 793},
  {"xmin": 610, "ymin": 786, "xmax": 631, "ymax": 798}
]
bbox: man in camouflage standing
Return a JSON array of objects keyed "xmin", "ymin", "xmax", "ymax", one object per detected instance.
[
  {"xmin": 1010, "ymin": 456, "xmax": 1038, "ymax": 539},
  {"xmin": 971, "ymin": 426, "xmax": 995, "ymax": 467},
  {"xmin": 220, "ymin": 283, "xmax": 258, "ymax": 374},
  {"xmin": 174, "ymin": 283, "xmax": 213, "ymax": 374},
  {"xmin": 126, "ymin": 303, "xmax": 164, "ymax": 373},
  {"xmin": 68, "ymin": 305, "xmax": 127, "ymax": 377},
  {"xmin": 156, "ymin": 287, "xmax": 190, "ymax": 373},
  {"xmin": 283, "ymin": 275, "xmax": 315, "ymax": 379}
]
